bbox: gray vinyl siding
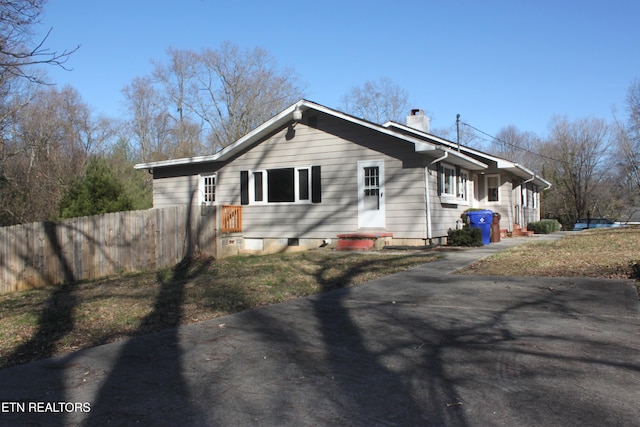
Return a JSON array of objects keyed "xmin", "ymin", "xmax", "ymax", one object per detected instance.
[
  {"xmin": 428, "ymin": 169, "xmax": 517, "ymax": 238},
  {"xmin": 150, "ymin": 113, "xmax": 540, "ymax": 241},
  {"xmin": 151, "ymin": 162, "xmax": 225, "ymax": 208},
  {"xmin": 214, "ymin": 117, "xmax": 428, "ymax": 239},
  {"xmin": 495, "ymin": 178, "xmax": 514, "ymax": 230},
  {"xmin": 152, "ymin": 175, "xmax": 199, "ymax": 208},
  {"xmin": 428, "ymin": 163, "xmax": 461, "ymax": 238},
  {"xmin": 145, "ymin": 104, "xmax": 548, "ymax": 244}
]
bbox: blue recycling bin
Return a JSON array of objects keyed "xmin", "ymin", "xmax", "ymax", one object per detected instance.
[{"xmin": 467, "ymin": 210, "xmax": 493, "ymax": 245}]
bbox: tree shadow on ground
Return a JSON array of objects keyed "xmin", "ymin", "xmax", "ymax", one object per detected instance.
[
  {"xmin": 81, "ymin": 252, "xmax": 213, "ymax": 425},
  {"xmin": 308, "ymin": 256, "xmax": 469, "ymax": 426},
  {"xmin": 231, "ymin": 254, "xmax": 469, "ymax": 426},
  {"xmin": 81, "ymin": 199, "xmax": 217, "ymax": 426},
  {"xmin": 228, "ymin": 261, "xmax": 640, "ymax": 426},
  {"xmin": 312, "ymin": 263, "xmax": 466, "ymax": 426},
  {"xmin": 1, "ymin": 222, "xmax": 80, "ymax": 426}
]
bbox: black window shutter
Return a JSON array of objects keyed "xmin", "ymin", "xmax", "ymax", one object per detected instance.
[
  {"xmin": 240, "ymin": 171, "xmax": 249, "ymax": 205},
  {"xmin": 437, "ymin": 163, "xmax": 443, "ymax": 195},
  {"xmin": 311, "ymin": 166, "xmax": 321, "ymax": 203}
]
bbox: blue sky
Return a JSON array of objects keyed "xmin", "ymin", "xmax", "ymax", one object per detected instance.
[{"xmin": 36, "ymin": 0, "xmax": 639, "ymax": 140}]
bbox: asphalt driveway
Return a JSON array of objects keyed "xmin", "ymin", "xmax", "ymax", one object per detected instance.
[{"xmin": 0, "ymin": 235, "xmax": 638, "ymax": 426}]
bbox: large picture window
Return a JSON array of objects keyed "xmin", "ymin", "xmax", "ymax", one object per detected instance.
[
  {"xmin": 241, "ymin": 166, "xmax": 320, "ymax": 205},
  {"xmin": 267, "ymin": 168, "xmax": 295, "ymax": 202}
]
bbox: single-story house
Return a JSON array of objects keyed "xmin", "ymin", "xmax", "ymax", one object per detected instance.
[{"xmin": 134, "ymin": 99, "xmax": 550, "ymax": 255}]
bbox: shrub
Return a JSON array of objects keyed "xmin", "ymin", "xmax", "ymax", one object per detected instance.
[
  {"xmin": 448, "ymin": 226, "xmax": 483, "ymax": 247},
  {"xmin": 59, "ymin": 157, "xmax": 134, "ymax": 219},
  {"xmin": 527, "ymin": 219, "xmax": 561, "ymax": 234}
]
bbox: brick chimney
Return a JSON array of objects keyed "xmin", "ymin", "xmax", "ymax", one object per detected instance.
[{"xmin": 406, "ymin": 109, "xmax": 430, "ymax": 133}]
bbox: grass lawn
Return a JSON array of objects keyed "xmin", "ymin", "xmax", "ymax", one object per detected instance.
[
  {"xmin": 0, "ymin": 249, "xmax": 441, "ymax": 369},
  {"xmin": 1, "ymin": 226, "xmax": 638, "ymax": 370},
  {"xmin": 459, "ymin": 226, "xmax": 640, "ymax": 281}
]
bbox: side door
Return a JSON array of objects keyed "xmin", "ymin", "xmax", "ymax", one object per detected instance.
[{"xmin": 357, "ymin": 160, "xmax": 385, "ymax": 228}]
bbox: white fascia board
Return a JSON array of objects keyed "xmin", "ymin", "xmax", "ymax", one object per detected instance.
[
  {"xmin": 500, "ymin": 162, "xmax": 552, "ymax": 190},
  {"xmin": 385, "ymin": 121, "xmax": 486, "ymax": 170},
  {"xmin": 386, "ymin": 121, "xmax": 499, "ymax": 161},
  {"xmin": 385, "ymin": 121, "xmax": 549, "ymax": 187},
  {"xmin": 438, "ymin": 149, "xmax": 488, "ymax": 170},
  {"xmin": 134, "ymin": 100, "xmax": 437, "ymax": 170},
  {"xmin": 383, "ymin": 121, "xmax": 457, "ymax": 147},
  {"xmin": 134, "ymin": 100, "xmax": 484, "ymax": 173},
  {"xmin": 134, "ymin": 154, "xmax": 218, "ymax": 170},
  {"xmin": 134, "ymin": 101, "xmax": 306, "ymax": 170}
]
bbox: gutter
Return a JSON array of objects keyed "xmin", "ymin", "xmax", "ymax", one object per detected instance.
[{"xmin": 430, "ymin": 151, "xmax": 448, "ymax": 164}]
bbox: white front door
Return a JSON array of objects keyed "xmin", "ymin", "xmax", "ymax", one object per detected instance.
[{"xmin": 357, "ymin": 160, "xmax": 385, "ymax": 228}]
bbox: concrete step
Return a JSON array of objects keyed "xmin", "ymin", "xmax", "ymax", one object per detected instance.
[
  {"xmin": 336, "ymin": 232, "xmax": 393, "ymax": 251},
  {"xmin": 512, "ymin": 224, "xmax": 535, "ymax": 237},
  {"xmin": 337, "ymin": 239, "xmax": 374, "ymax": 251}
]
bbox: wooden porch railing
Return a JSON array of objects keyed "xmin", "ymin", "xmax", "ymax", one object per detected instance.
[{"xmin": 221, "ymin": 205, "xmax": 242, "ymax": 233}]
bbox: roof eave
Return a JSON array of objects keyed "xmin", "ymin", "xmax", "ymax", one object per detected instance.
[
  {"xmin": 385, "ymin": 121, "xmax": 550, "ymax": 188},
  {"xmin": 499, "ymin": 162, "xmax": 551, "ymax": 189},
  {"xmin": 134, "ymin": 100, "xmax": 310, "ymax": 170}
]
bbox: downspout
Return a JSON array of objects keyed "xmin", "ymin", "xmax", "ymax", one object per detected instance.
[
  {"xmin": 430, "ymin": 151, "xmax": 448, "ymax": 165},
  {"xmin": 425, "ymin": 151, "xmax": 448, "ymax": 242},
  {"xmin": 425, "ymin": 166, "xmax": 432, "ymax": 241}
]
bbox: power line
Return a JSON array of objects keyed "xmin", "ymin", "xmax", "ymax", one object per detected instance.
[{"xmin": 459, "ymin": 121, "xmax": 561, "ymax": 163}]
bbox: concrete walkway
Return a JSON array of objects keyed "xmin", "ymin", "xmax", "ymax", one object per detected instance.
[{"xmin": 0, "ymin": 234, "xmax": 638, "ymax": 426}]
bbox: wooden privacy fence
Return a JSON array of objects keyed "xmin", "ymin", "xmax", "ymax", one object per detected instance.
[{"xmin": 0, "ymin": 205, "xmax": 219, "ymax": 294}]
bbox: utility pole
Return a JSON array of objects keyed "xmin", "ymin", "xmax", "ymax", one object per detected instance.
[{"xmin": 456, "ymin": 114, "xmax": 461, "ymax": 151}]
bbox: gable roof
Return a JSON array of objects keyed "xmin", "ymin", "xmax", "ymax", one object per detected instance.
[
  {"xmin": 134, "ymin": 99, "xmax": 487, "ymax": 172},
  {"xmin": 383, "ymin": 121, "xmax": 551, "ymax": 190}
]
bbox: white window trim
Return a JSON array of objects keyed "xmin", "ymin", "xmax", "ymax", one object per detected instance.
[
  {"xmin": 200, "ymin": 173, "xmax": 216, "ymax": 206},
  {"xmin": 248, "ymin": 166, "xmax": 312, "ymax": 205},
  {"xmin": 441, "ymin": 164, "xmax": 456, "ymax": 197},
  {"xmin": 439, "ymin": 164, "xmax": 469, "ymax": 205},
  {"xmin": 458, "ymin": 169, "xmax": 469, "ymax": 201},
  {"xmin": 485, "ymin": 174, "xmax": 501, "ymax": 203}
]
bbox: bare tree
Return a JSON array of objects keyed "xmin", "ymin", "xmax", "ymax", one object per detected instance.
[
  {"xmin": 140, "ymin": 42, "xmax": 304, "ymax": 154},
  {"xmin": 186, "ymin": 42, "xmax": 305, "ymax": 151},
  {"xmin": 122, "ymin": 75, "xmax": 203, "ymax": 161},
  {"xmin": 0, "ymin": 86, "xmax": 111, "ymax": 224},
  {"xmin": 618, "ymin": 79, "xmax": 640, "ymax": 194},
  {"xmin": 122, "ymin": 77, "xmax": 173, "ymax": 162},
  {"xmin": 540, "ymin": 116, "xmax": 611, "ymax": 226},
  {"xmin": 152, "ymin": 47, "xmax": 203, "ymax": 157},
  {"xmin": 340, "ymin": 77, "xmax": 410, "ymax": 124},
  {"xmin": 491, "ymin": 125, "xmax": 541, "ymax": 170},
  {"xmin": 0, "ymin": 0, "xmax": 79, "ymax": 84}
]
